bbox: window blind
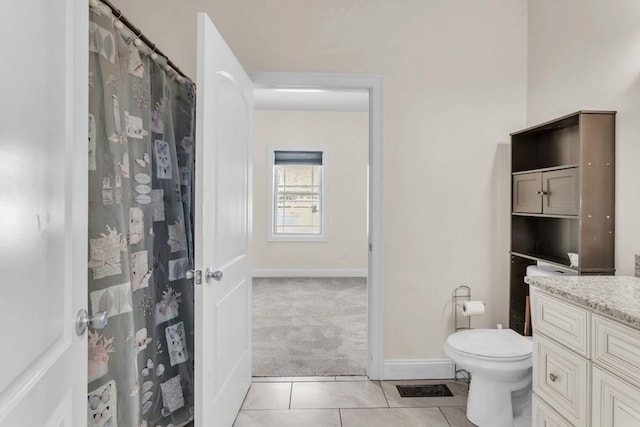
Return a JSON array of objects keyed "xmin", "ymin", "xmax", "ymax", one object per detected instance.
[{"xmin": 274, "ymin": 150, "xmax": 323, "ymax": 165}]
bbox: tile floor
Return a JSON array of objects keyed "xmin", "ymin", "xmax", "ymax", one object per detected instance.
[{"xmin": 233, "ymin": 377, "xmax": 477, "ymax": 426}]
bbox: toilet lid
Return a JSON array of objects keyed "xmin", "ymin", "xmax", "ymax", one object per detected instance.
[{"xmin": 447, "ymin": 329, "xmax": 532, "ymax": 359}]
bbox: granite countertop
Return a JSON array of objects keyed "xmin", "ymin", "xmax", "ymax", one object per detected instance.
[{"xmin": 524, "ymin": 275, "xmax": 640, "ymax": 329}]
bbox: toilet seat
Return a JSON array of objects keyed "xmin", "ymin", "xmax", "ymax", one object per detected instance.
[{"xmin": 446, "ymin": 329, "xmax": 532, "ymax": 360}]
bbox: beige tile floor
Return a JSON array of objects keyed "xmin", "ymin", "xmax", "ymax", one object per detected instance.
[{"xmin": 234, "ymin": 377, "xmax": 477, "ymax": 427}]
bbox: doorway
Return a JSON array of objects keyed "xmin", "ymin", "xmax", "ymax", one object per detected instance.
[{"xmin": 250, "ymin": 73, "xmax": 384, "ymax": 380}]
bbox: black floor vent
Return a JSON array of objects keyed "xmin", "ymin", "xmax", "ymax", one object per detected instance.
[{"xmin": 396, "ymin": 384, "xmax": 453, "ymax": 398}]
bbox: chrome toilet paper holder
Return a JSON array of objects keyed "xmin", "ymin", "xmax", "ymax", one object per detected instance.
[
  {"xmin": 451, "ymin": 285, "xmax": 473, "ymax": 387},
  {"xmin": 452, "ymin": 285, "xmax": 471, "ymax": 332}
]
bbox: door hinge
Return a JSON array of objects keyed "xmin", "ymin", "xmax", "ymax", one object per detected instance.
[{"xmin": 369, "ymin": 243, "xmax": 373, "ymax": 252}]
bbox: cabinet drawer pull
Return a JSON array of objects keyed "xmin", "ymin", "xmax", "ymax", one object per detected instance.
[{"xmin": 549, "ymin": 373, "xmax": 558, "ymax": 382}]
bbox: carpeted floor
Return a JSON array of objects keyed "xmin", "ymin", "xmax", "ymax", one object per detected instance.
[{"xmin": 252, "ymin": 277, "xmax": 367, "ymax": 377}]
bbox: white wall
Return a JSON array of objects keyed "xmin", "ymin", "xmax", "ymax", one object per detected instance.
[
  {"xmin": 118, "ymin": 0, "xmax": 528, "ymax": 361},
  {"xmin": 528, "ymin": 0, "xmax": 640, "ymax": 275},
  {"xmin": 252, "ymin": 110, "xmax": 368, "ymax": 274}
]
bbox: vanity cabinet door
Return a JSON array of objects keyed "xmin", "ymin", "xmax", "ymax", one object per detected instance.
[
  {"xmin": 513, "ymin": 172, "xmax": 542, "ymax": 213},
  {"xmin": 533, "ymin": 394, "xmax": 574, "ymax": 427},
  {"xmin": 542, "ymin": 168, "xmax": 579, "ymax": 216},
  {"xmin": 592, "ymin": 366, "xmax": 640, "ymax": 427},
  {"xmin": 592, "ymin": 314, "xmax": 640, "ymax": 388},
  {"xmin": 532, "ymin": 289, "xmax": 590, "ymax": 358},
  {"xmin": 534, "ymin": 333, "xmax": 590, "ymax": 427}
]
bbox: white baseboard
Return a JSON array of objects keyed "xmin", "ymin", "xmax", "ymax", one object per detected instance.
[
  {"xmin": 252, "ymin": 268, "xmax": 368, "ymax": 278},
  {"xmin": 383, "ymin": 359, "xmax": 455, "ymax": 380}
]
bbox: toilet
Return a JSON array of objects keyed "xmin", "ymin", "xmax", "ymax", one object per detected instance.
[{"xmin": 444, "ymin": 328, "xmax": 533, "ymax": 427}]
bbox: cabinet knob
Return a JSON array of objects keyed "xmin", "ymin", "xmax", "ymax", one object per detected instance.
[{"xmin": 549, "ymin": 373, "xmax": 557, "ymax": 382}]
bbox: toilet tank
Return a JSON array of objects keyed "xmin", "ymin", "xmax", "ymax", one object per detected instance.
[{"xmin": 526, "ymin": 262, "xmax": 577, "ymax": 277}]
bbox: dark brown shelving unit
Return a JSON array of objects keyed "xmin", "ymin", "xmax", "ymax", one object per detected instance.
[{"xmin": 509, "ymin": 111, "xmax": 616, "ymax": 335}]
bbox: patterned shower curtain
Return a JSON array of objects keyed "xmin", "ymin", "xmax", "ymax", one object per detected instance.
[{"xmin": 87, "ymin": 5, "xmax": 195, "ymax": 426}]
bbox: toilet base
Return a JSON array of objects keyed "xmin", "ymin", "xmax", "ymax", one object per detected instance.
[
  {"xmin": 512, "ymin": 384, "xmax": 532, "ymax": 427},
  {"xmin": 466, "ymin": 374, "xmax": 531, "ymax": 427}
]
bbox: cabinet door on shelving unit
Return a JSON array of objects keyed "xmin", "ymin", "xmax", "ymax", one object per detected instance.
[
  {"xmin": 513, "ymin": 172, "xmax": 542, "ymax": 213},
  {"xmin": 543, "ymin": 167, "xmax": 579, "ymax": 216}
]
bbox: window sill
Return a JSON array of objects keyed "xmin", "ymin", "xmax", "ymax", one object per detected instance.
[{"xmin": 267, "ymin": 234, "xmax": 328, "ymax": 243}]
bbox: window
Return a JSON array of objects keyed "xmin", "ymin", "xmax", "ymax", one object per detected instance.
[{"xmin": 269, "ymin": 149, "xmax": 327, "ymax": 241}]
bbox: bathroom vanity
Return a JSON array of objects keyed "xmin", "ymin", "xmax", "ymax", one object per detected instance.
[{"xmin": 525, "ymin": 275, "xmax": 640, "ymax": 427}]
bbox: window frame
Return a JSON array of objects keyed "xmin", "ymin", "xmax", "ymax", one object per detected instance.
[{"xmin": 267, "ymin": 147, "xmax": 328, "ymax": 242}]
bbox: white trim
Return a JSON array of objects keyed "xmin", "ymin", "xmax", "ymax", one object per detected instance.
[
  {"xmin": 252, "ymin": 268, "xmax": 368, "ymax": 278},
  {"xmin": 267, "ymin": 146, "xmax": 328, "ymax": 242},
  {"xmin": 383, "ymin": 359, "xmax": 455, "ymax": 380},
  {"xmin": 250, "ymin": 72, "xmax": 384, "ymax": 379}
]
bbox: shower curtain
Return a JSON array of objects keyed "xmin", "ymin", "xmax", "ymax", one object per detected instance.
[{"xmin": 88, "ymin": 5, "xmax": 195, "ymax": 427}]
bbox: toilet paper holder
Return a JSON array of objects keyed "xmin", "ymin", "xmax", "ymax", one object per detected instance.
[{"xmin": 452, "ymin": 285, "xmax": 472, "ymax": 331}]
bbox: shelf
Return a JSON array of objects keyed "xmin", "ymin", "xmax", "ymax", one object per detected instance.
[
  {"xmin": 512, "ymin": 164, "xmax": 579, "ymax": 176},
  {"xmin": 510, "ymin": 110, "xmax": 615, "ymax": 137},
  {"xmin": 511, "ymin": 252, "xmax": 616, "ymax": 275},
  {"xmin": 512, "ymin": 212, "xmax": 578, "ymax": 220},
  {"xmin": 511, "ymin": 216, "xmax": 579, "ymax": 261},
  {"xmin": 510, "ymin": 251, "xmax": 575, "ymax": 270},
  {"xmin": 572, "ymin": 267, "xmax": 616, "ymax": 275},
  {"xmin": 509, "ymin": 111, "xmax": 615, "ymax": 333}
]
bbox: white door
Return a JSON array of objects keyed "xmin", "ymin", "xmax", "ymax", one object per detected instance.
[
  {"xmin": 0, "ymin": 1, "xmax": 88, "ymax": 426},
  {"xmin": 194, "ymin": 13, "xmax": 254, "ymax": 427}
]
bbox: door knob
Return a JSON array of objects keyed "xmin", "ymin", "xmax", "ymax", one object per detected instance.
[
  {"xmin": 76, "ymin": 309, "xmax": 108, "ymax": 336},
  {"xmin": 206, "ymin": 267, "xmax": 223, "ymax": 282}
]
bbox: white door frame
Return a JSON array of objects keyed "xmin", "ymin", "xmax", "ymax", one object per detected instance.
[{"xmin": 249, "ymin": 72, "xmax": 384, "ymax": 379}]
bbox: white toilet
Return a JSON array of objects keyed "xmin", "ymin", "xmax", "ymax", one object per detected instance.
[{"xmin": 444, "ymin": 328, "xmax": 533, "ymax": 427}]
